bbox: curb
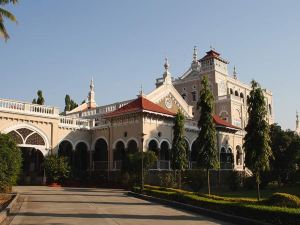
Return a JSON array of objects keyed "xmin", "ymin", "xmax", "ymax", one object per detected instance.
[
  {"xmin": 0, "ymin": 194, "xmax": 19, "ymax": 224},
  {"xmin": 128, "ymin": 191, "xmax": 272, "ymax": 225}
]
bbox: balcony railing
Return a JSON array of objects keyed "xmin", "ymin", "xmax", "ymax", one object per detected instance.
[
  {"xmin": 150, "ymin": 160, "xmax": 171, "ymax": 170},
  {"xmin": 59, "ymin": 117, "xmax": 90, "ymax": 129},
  {"xmin": 0, "ymin": 98, "xmax": 59, "ymax": 116}
]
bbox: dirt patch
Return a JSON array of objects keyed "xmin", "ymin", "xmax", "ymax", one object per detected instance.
[{"xmin": 0, "ymin": 194, "xmax": 13, "ymax": 211}]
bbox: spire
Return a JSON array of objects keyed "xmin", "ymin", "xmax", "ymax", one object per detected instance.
[
  {"xmin": 163, "ymin": 57, "xmax": 172, "ymax": 85},
  {"xmin": 193, "ymin": 46, "xmax": 198, "ymax": 62},
  {"xmin": 139, "ymin": 84, "xmax": 145, "ymax": 97},
  {"xmin": 191, "ymin": 46, "xmax": 200, "ymax": 71},
  {"xmin": 90, "ymin": 76, "xmax": 94, "ymax": 91},
  {"xmin": 87, "ymin": 76, "xmax": 96, "ymax": 108},
  {"xmin": 233, "ymin": 66, "xmax": 237, "ymax": 79}
]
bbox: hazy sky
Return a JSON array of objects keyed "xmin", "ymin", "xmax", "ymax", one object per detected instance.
[{"xmin": 1, "ymin": 0, "xmax": 299, "ymax": 130}]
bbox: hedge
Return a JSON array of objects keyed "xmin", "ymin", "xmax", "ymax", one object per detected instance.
[{"xmin": 133, "ymin": 185, "xmax": 300, "ymax": 225}]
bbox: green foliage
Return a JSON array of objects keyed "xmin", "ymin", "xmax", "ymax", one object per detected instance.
[
  {"xmin": 44, "ymin": 155, "xmax": 70, "ymax": 183},
  {"xmin": 182, "ymin": 170, "xmax": 206, "ymax": 191},
  {"xmin": 244, "ymin": 80, "xmax": 272, "ymax": 200},
  {"xmin": 0, "ymin": 0, "xmax": 18, "ymax": 41},
  {"xmin": 158, "ymin": 172, "xmax": 177, "ymax": 188},
  {"xmin": 263, "ymin": 192, "xmax": 300, "ymax": 208},
  {"xmin": 226, "ymin": 171, "xmax": 244, "ymax": 191},
  {"xmin": 32, "ymin": 90, "xmax": 45, "ymax": 105},
  {"xmin": 64, "ymin": 94, "xmax": 78, "ymax": 112},
  {"xmin": 0, "ymin": 133, "xmax": 22, "ymax": 193},
  {"xmin": 171, "ymin": 110, "xmax": 188, "ymax": 171},
  {"xmin": 122, "ymin": 151, "xmax": 157, "ymax": 187},
  {"xmin": 196, "ymin": 76, "xmax": 218, "ymax": 170},
  {"xmin": 135, "ymin": 185, "xmax": 300, "ymax": 225},
  {"xmin": 269, "ymin": 123, "xmax": 300, "ymax": 185}
]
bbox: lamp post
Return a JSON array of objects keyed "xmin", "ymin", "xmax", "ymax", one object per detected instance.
[{"xmin": 141, "ymin": 132, "xmax": 146, "ymax": 191}]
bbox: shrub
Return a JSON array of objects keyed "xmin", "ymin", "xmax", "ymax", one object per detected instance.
[
  {"xmin": 0, "ymin": 134, "xmax": 22, "ymax": 193},
  {"xmin": 263, "ymin": 192, "xmax": 300, "ymax": 208},
  {"xmin": 134, "ymin": 185, "xmax": 300, "ymax": 225},
  {"xmin": 44, "ymin": 155, "xmax": 70, "ymax": 184},
  {"xmin": 158, "ymin": 172, "xmax": 177, "ymax": 188},
  {"xmin": 182, "ymin": 170, "xmax": 206, "ymax": 191},
  {"xmin": 226, "ymin": 171, "xmax": 244, "ymax": 191}
]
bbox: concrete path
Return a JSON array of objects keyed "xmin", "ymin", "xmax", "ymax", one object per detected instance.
[{"xmin": 7, "ymin": 186, "xmax": 234, "ymax": 225}]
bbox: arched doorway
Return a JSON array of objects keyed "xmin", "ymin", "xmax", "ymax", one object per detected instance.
[
  {"xmin": 220, "ymin": 147, "xmax": 234, "ymax": 169},
  {"xmin": 74, "ymin": 142, "xmax": 88, "ymax": 172},
  {"xmin": 160, "ymin": 141, "xmax": 170, "ymax": 170},
  {"xmin": 113, "ymin": 141, "xmax": 125, "ymax": 170},
  {"xmin": 94, "ymin": 138, "xmax": 108, "ymax": 170},
  {"xmin": 58, "ymin": 140, "xmax": 73, "ymax": 165},
  {"xmin": 5, "ymin": 126, "xmax": 48, "ymax": 184}
]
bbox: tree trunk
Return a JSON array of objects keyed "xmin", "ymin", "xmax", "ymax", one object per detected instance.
[
  {"xmin": 256, "ymin": 173, "xmax": 261, "ymax": 201},
  {"xmin": 207, "ymin": 169, "xmax": 211, "ymax": 196},
  {"xmin": 179, "ymin": 170, "xmax": 182, "ymax": 189}
]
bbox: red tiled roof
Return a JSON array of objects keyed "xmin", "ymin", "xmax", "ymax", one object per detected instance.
[
  {"xmin": 213, "ymin": 115, "xmax": 240, "ymax": 130},
  {"xmin": 104, "ymin": 96, "xmax": 175, "ymax": 117},
  {"xmin": 200, "ymin": 50, "xmax": 220, "ymax": 61}
]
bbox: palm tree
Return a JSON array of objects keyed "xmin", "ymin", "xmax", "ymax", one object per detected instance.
[{"xmin": 0, "ymin": 0, "xmax": 18, "ymax": 41}]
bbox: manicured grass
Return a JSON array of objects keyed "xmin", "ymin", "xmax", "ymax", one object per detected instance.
[
  {"xmin": 134, "ymin": 185, "xmax": 300, "ymax": 225},
  {"xmin": 205, "ymin": 184, "xmax": 300, "ymax": 200}
]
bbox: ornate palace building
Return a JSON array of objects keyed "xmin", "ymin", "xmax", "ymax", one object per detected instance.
[{"xmin": 0, "ymin": 47, "xmax": 273, "ymax": 183}]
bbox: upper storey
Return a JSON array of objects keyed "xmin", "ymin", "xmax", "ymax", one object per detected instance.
[{"xmin": 199, "ymin": 49, "xmax": 229, "ymax": 75}]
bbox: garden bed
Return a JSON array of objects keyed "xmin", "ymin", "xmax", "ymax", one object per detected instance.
[{"xmin": 132, "ymin": 185, "xmax": 300, "ymax": 225}]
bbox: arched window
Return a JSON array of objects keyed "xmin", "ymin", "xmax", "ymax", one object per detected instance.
[
  {"xmin": 114, "ymin": 141, "xmax": 126, "ymax": 161},
  {"xmin": 235, "ymin": 91, "xmax": 239, "ymax": 97},
  {"xmin": 94, "ymin": 138, "xmax": 108, "ymax": 161},
  {"xmin": 148, "ymin": 140, "xmax": 159, "ymax": 156},
  {"xmin": 230, "ymin": 89, "xmax": 233, "ymax": 95},
  {"xmin": 160, "ymin": 141, "xmax": 170, "ymax": 161},
  {"xmin": 240, "ymin": 93, "xmax": 244, "ymax": 98},
  {"xmin": 181, "ymin": 93, "xmax": 187, "ymax": 100},
  {"xmin": 127, "ymin": 139, "xmax": 138, "ymax": 154},
  {"xmin": 58, "ymin": 140, "xmax": 73, "ymax": 165},
  {"xmin": 269, "ymin": 104, "xmax": 272, "ymax": 115},
  {"xmin": 220, "ymin": 147, "xmax": 234, "ymax": 169}
]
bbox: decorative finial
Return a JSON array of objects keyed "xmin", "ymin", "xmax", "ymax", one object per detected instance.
[
  {"xmin": 297, "ymin": 110, "xmax": 299, "ymax": 121},
  {"xmin": 210, "ymin": 45, "xmax": 215, "ymax": 51},
  {"xmin": 140, "ymin": 84, "xmax": 143, "ymax": 95},
  {"xmin": 233, "ymin": 66, "xmax": 237, "ymax": 79},
  {"xmin": 164, "ymin": 57, "xmax": 169, "ymax": 72},
  {"xmin": 193, "ymin": 46, "xmax": 198, "ymax": 62}
]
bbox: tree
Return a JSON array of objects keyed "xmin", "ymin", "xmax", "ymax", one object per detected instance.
[
  {"xmin": 64, "ymin": 94, "xmax": 78, "ymax": 112},
  {"xmin": 44, "ymin": 155, "xmax": 70, "ymax": 184},
  {"xmin": 269, "ymin": 124, "xmax": 300, "ymax": 185},
  {"xmin": 171, "ymin": 110, "xmax": 188, "ymax": 188},
  {"xmin": 244, "ymin": 80, "xmax": 272, "ymax": 201},
  {"xmin": 0, "ymin": 133, "xmax": 22, "ymax": 193},
  {"xmin": 0, "ymin": 0, "xmax": 18, "ymax": 41},
  {"xmin": 32, "ymin": 90, "xmax": 45, "ymax": 105},
  {"xmin": 196, "ymin": 76, "xmax": 218, "ymax": 195}
]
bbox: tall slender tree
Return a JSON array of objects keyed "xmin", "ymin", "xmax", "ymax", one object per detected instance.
[
  {"xmin": 171, "ymin": 110, "xmax": 188, "ymax": 188},
  {"xmin": 196, "ymin": 76, "xmax": 218, "ymax": 195},
  {"xmin": 32, "ymin": 90, "xmax": 45, "ymax": 105},
  {"xmin": 64, "ymin": 94, "xmax": 78, "ymax": 112},
  {"xmin": 244, "ymin": 80, "xmax": 272, "ymax": 201},
  {"xmin": 0, "ymin": 0, "xmax": 18, "ymax": 41}
]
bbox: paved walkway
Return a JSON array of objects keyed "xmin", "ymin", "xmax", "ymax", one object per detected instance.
[{"xmin": 7, "ymin": 186, "xmax": 234, "ymax": 225}]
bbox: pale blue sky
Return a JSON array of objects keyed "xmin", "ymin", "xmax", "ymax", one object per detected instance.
[{"xmin": 1, "ymin": 0, "xmax": 299, "ymax": 130}]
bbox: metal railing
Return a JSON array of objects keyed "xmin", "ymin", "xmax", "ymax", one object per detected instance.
[{"xmin": 150, "ymin": 160, "xmax": 171, "ymax": 170}]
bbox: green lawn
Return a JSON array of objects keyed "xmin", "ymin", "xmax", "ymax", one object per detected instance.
[{"xmin": 205, "ymin": 184, "xmax": 300, "ymax": 200}]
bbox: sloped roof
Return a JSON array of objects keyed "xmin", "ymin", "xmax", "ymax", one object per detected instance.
[
  {"xmin": 104, "ymin": 95, "xmax": 175, "ymax": 118},
  {"xmin": 213, "ymin": 115, "xmax": 240, "ymax": 130},
  {"xmin": 200, "ymin": 50, "xmax": 229, "ymax": 64}
]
